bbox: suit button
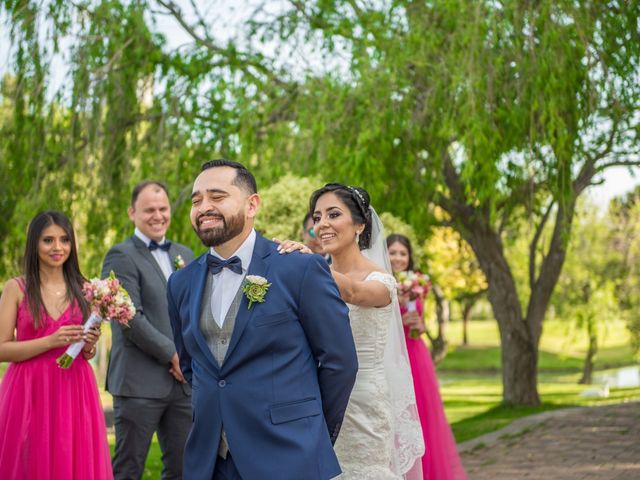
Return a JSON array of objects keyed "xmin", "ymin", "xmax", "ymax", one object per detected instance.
[
  {"xmin": 221, "ymin": 339, "xmax": 227, "ymax": 344},
  {"xmin": 218, "ymin": 380, "xmax": 226, "ymax": 388}
]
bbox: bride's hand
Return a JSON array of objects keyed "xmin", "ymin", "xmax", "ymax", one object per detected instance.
[{"xmin": 273, "ymin": 238, "xmax": 312, "ymax": 254}]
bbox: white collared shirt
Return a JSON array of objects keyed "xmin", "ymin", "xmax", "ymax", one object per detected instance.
[
  {"xmin": 134, "ymin": 228, "xmax": 173, "ymax": 280},
  {"xmin": 209, "ymin": 229, "xmax": 256, "ymax": 327}
]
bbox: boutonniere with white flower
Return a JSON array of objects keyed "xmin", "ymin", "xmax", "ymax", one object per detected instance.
[
  {"xmin": 243, "ymin": 275, "xmax": 271, "ymax": 309},
  {"xmin": 173, "ymin": 255, "xmax": 186, "ymax": 270}
]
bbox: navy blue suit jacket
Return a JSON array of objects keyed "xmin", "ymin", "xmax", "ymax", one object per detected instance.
[{"xmin": 167, "ymin": 233, "xmax": 358, "ymax": 480}]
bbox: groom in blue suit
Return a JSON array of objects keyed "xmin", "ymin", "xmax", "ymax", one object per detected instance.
[{"xmin": 167, "ymin": 159, "xmax": 358, "ymax": 480}]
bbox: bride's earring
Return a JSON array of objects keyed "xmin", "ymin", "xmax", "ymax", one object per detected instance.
[{"xmin": 355, "ymin": 231, "xmax": 361, "ymax": 244}]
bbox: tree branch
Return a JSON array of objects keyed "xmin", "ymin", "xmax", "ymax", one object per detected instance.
[
  {"xmin": 529, "ymin": 200, "xmax": 554, "ymax": 291},
  {"xmin": 155, "ymin": 0, "xmax": 286, "ymax": 86},
  {"xmin": 596, "ymin": 159, "xmax": 640, "ymax": 171}
]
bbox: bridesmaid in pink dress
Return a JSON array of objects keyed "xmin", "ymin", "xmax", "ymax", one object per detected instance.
[
  {"xmin": 0, "ymin": 211, "xmax": 113, "ymax": 479},
  {"xmin": 387, "ymin": 234, "xmax": 467, "ymax": 480}
]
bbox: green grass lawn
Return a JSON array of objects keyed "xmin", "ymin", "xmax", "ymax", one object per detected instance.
[
  {"xmin": 441, "ymin": 372, "xmax": 640, "ymax": 443},
  {"xmin": 108, "ymin": 434, "xmax": 163, "ymax": 480},
  {"xmin": 440, "ymin": 318, "xmax": 636, "ymax": 372},
  {"xmin": 437, "ymin": 318, "xmax": 639, "ymax": 442}
]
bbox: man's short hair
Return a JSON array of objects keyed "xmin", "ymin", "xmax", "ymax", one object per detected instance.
[
  {"xmin": 131, "ymin": 181, "xmax": 170, "ymax": 207},
  {"xmin": 200, "ymin": 159, "xmax": 258, "ymax": 194}
]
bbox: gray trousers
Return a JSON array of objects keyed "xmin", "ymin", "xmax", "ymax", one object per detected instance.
[{"xmin": 112, "ymin": 382, "xmax": 191, "ymax": 480}]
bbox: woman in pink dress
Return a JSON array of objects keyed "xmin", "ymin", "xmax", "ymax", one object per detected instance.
[
  {"xmin": 0, "ymin": 211, "xmax": 113, "ymax": 479},
  {"xmin": 387, "ymin": 234, "xmax": 467, "ymax": 480}
]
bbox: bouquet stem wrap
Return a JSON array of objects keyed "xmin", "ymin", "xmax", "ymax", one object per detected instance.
[
  {"xmin": 407, "ymin": 300, "xmax": 421, "ymax": 339},
  {"xmin": 56, "ymin": 312, "xmax": 102, "ymax": 368}
]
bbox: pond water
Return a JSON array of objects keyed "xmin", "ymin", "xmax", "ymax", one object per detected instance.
[{"xmin": 593, "ymin": 365, "xmax": 640, "ymax": 388}]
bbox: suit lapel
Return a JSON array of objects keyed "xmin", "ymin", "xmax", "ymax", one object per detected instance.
[
  {"xmin": 131, "ymin": 236, "xmax": 168, "ymax": 287},
  {"xmin": 223, "ymin": 234, "xmax": 272, "ymax": 364},
  {"xmin": 190, "ymin": 256, "xmax": 221, "ymax": 371}
]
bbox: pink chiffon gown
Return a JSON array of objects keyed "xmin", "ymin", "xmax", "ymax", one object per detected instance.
[
  {"xmin": 402, "ymin": 297, "xmax": 467, "ymax": 480},
  {"xmin": 0, "ymin": 278, "xmax": 113, "ymax": 479}
]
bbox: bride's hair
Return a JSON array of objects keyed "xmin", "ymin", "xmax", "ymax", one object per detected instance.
[{"xmin": 309, "ymin": 183, "xmax": 373, "ymax": 249}]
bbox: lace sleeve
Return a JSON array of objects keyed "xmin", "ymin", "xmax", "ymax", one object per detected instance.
[{"xmin": 366, "ymin": 271, "xmax": 397, "ymax": 303}]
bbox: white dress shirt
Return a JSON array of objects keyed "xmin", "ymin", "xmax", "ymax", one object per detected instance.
[
  {"xmin": 209, "ymin": 229, "xmax": 256, "ymax": 327},
  {"xmin": 134, "ymin": 228, "xmax": 173, "ymax": 280}
]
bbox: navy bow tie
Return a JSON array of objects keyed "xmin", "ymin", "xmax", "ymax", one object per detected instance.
[
  {"xmin": 148, "ymin": 240, "xmax": 171, "ymax": 252},
  {"xmin": 207, "ymin": 254, "xmax": 243, "ymax": 275}
]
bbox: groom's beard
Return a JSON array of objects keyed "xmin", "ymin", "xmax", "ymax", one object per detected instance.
[{"xmin": 194, "ymin": 210, "xmax": 245, "ymax": 247}]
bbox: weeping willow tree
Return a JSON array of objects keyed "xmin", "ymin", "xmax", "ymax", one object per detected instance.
[
  {"xmin": 0, "ymin": 0, "xmax": 281, "ymax": 276},
  {"xmin": 231, "ymin": 0, "xmax": 640, "ymax": 405},
  {"xmin": 2, "ymin": 0, "xmax": 639, "ymax": 405}
]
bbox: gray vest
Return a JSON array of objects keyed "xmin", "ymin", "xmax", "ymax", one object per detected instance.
[
  {"xmin": 199, "ymin": 273, "xmax": 244, "ymax": 458},
  {"xmin": 199, "ymin": 273, "xmax": 244, "ymax": 366}
]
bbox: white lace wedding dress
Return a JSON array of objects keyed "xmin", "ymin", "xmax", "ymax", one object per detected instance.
[{"xmin": 334, "ymin": 271, "xmax": 420, "ymax": 479}]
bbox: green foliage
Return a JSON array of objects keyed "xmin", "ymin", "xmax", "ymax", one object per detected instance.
[
  {"xmin": 254, "ymin": 174, "xmax": 323, "ymax": 241},
  {"xmin": 607, "ymin": 187, "xmax": 640, "ymax": 356},
  {"xmin": 422, "ymin": 209, "xmax": 487, "ymax": 300}
]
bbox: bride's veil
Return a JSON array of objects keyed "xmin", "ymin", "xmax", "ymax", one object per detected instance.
[{"xmin": 363, "ymin": 207, "xmax": 425, "ymax": 479}]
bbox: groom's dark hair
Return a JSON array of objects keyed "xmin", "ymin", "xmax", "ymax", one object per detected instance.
[{"xmin": 201, "ymin": 159, "xmax": 258, "ymax": 194}]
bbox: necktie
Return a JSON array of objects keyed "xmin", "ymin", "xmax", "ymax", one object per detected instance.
[
  {"xmin": 207, "ymin": 254, "xmax": 243, "ymax": 275},
  {"xmin": 148, "ymin": 240, "xmax": 171, "ymax": 251}
]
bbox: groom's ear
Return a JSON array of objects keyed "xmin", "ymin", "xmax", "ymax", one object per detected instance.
[{"xmin": 246, "ymin": 193, "xmax": 261, "ymax": 219}]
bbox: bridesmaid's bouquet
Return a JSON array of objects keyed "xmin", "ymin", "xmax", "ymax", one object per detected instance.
[
  {"xmin": 395, "ymin": 270, "xmax": 431, "ymax": 338},
  {"xmin": 56, "ymin": 272, "xmax": 135, "ymax": 368}
]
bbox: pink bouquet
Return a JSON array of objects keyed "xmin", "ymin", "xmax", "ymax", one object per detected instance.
[
  {"xmin": 395, "ymin": 270, "xmax": 431, "ymax": 338},
  {"xmin": 56, "ymin": 271, "xmax": 135, "ymax": 368}
]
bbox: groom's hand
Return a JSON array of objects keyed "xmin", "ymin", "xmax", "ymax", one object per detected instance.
[{"xmin": 169, "ymin": 352, "xmax": 187, "ymax": 383}]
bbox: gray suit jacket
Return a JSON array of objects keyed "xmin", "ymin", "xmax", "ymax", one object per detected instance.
[{"xmin": 102, "ymin": 235, "xmax": 195, "ymax": 398}]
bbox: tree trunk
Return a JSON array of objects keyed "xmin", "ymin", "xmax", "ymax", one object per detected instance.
[
  {"xmin": 429, "ymin": 284, "xmax": 450, "ymax": 365},
  {"xmin": 495, "ymin": 304, "xmax": 540, "ymax": 405},
  {"xmin": 462, "ymin": 301, "xmax": 473, "ymax": 346},
  {"xmin": 465, "ymin": 226, "xmax": 541, "ymax": 406},
  {"xmin": 579, "ymin": 332, "xmax": 598, "ymax": 385},
  {"xmin": 439, "ymin": 156, "xmax": 577, "ymax": 406}
]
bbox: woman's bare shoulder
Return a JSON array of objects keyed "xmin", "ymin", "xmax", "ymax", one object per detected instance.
[
  {"xmin": 1, "ymin": 278, "xmax": 24, "ymax": 304},
  {"xmin": 361, "ymin": 258, "xmax": 387, "ymax": 278}
]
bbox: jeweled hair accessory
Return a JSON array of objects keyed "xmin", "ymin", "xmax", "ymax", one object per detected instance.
[{"xmin": 347, "ymin": 186, "xmax": 369, "ymax": 216}]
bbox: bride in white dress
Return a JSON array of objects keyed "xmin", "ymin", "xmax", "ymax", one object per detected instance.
[{"xmin": 310, "ymin": 183, "xmax": 424, "ymax": 479}]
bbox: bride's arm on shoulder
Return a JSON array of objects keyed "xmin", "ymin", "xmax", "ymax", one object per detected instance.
[
  {"xmin": 331, "ymin": 270, "xmax": 392, "ymax": 308},
  {"xmin": 0, "ymin": 279, "xmax": 81, "ymax": 362}
]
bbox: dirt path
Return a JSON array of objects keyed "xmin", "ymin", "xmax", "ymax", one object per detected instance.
[{"xmin": 459, "ymin": 401, "xmax": 640, "ymax": 480}]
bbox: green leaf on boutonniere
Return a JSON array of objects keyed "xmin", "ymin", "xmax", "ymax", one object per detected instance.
[{"xmin": 243, "ymin": 275, "xmax": 271, "ymax": 309}]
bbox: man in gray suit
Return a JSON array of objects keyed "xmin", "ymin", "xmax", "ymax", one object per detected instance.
[{"xmin": 103, "ymin": 180, "xmax": 195, "ymax": 480}]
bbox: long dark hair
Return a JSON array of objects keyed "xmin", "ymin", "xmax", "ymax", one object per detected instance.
[
  {"xmin": 309, "ymin": 183, "xmax": 373, "ymax": 249},
  {"xmin": 23, "ymin": 211, "xmax": 89, "ymax": 328},
  {"xmin": 386, "ymin": 234, "xmax": 415, "ymax": 271}
]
